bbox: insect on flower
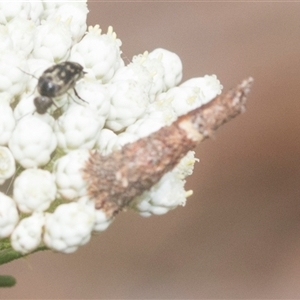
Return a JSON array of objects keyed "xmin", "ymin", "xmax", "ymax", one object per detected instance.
[{"xmin": 34, "ymin": 61, "xmax": 87, "ymax": 114}]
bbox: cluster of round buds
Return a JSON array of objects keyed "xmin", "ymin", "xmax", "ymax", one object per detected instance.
[{"xmin": 0, "ymin": 1, "xmax": 224, "ymax": 254}]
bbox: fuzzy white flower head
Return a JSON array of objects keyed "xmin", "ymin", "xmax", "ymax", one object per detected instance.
[
  {"xmin": 125, "ymin": 114, "xmax": 167, "ymax": 140},
  {"xmin": 93, "ymin": 209, "xmax": 113, "ymax": 232},
  {"xmin": 156, "ymin": 74, "xmax": 223, "ymax": 117},
  {"xmin": 27, "ymin": 2, "xmax": 44, "ymax": 24},
  {"xmin": 132, "ymin": 172, "xmax": 190, "ymax": 217},
  {"xmin": 9, "ymin": 115, "xmax": 57, "ymax": 168},
  {"xmin": 32, "ymin": 19, "xmax": 73, "ymax": 62},
  {"xmin": 55, "ymin": 104, "xmax": 105, "ymax": 153},
  {"xmin": 42, "ymin": 1, "xmax": 88, "ymax": 44},
  {"xmin": 70, "ymin": 25, "xmax": 123, "ymax": 82},
  {"xmin": 7, "ymin": 18, "xmax": 35, "ymax": 57},
  {"xmin": 132, "ymin": 51, "xmax": 165, "ymax": 99},
  {"xmin": 111, "ymin": 57, "xmax": 152, "ymax": 90},
  {"xmin": 148, "ymin": 48, "xmax": 183, "ymax": 91},
  {"xmin": 78, "ymin": 196, "xmax": 113, "ymax": 232},
  {"xmin": 11, "ymin": 213, "xmax": 45, "ymax": 254},
  {"xmin": 44, "ymin": 202, "xmax": 95, "ymax": 253},
  {"xmin": 125, "ymin": 103, "xmax": 177, "ymax": 140},
  {"xmin": 0, "ymin": 52, "xmax": 29, "ymax": 101},
  {"xmin": 180, "ymin": 74, "xmax": 223, "ymax": 104},
  {"xmin": 95, "ymin": 128, "xmax": 119, "ymax": 155},
  {"xmin": 74, "ymin": 79, "xmax": 110, "ymax": 118},
  {"xmin": 13, "ymin": 169, "xmax": 57, "ymax": 213},
  {"xmin": 106, "ymin": 80, "xmax": 149, "ymax": 132},
  {"xmin": 0, "ymin": 1, "xmax": 31, "ymax": 25},
  {"xmin": 0, "ymin": 146, "xmax": 16, "ymax": 185},
  {"xmin": 53, "ymin": 149, "xmax": 89, "ymax": 201},
  {"xmin": 131, "ymin": 151, "xmax": 197, "ymax": 217},
  {"xmin": 0, "ymin": 192, "xmax": 19, "ymax": 239}
]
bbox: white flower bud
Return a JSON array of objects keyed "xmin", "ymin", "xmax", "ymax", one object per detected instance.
[
  {"xmin": 53, "ymin": 149, "xmax": 89, "ymax": 201},
  {"xmin": 78, "ymin": 196, "xmax": 113, "ymax": 232},
  {"xmin": 131, "ymin": 151, "xmax": 198, "ymax": 217},
  {"xmin": 115, "ymin": 132, "xmax": 137, "ymax": 147},
  {"xmin": 9, "ymin": 115, "xmax": 57, "ymax": 168},
  {"xmin": 132, "ymin": 51, "xmax": 165, "ymax": 99},
  {"xmin": 70, "ymin": 25, "xmax": 123, "ymax": 83},
  {"xmin": 111, "ymin": 60, "xmax": 152, "ymax": 89},
  {"xmin": 28, "ymin": 2, "xmax": 44, "ymax": 24},
  {"xmin": 180, "ymin": 74, "xmax": 223, "ymax": 105},
  {"xmin": 44, "ymin": 202, "xmax": 95, "ymax": 253},
  {"xmin": 44, "ymin": 2, "xmax": 88, "ymax": 44},
  {"xmin": 55, "ymin": 104, "xmax": 105, "ymax": 153},
  {"xmin": 0, "ymin": 101, "xmax": 16, "ymax": 146},
  {"xmin": 32, "ymin": 19, "xmax": 72, "ymax": 62},
  {"xmin": 0, "ymin": 192, "xmax": 19, "ymax": 239},
  {"xmin": 41, "ymin": 2, "xmax": 66, "ymax": 18},
  {"xmin": 106, "ymin": 80, "xmax": 149, "ymax": 132},
  {"xmin": 11, "ymin": 213, "xmax": 45, "ymax": 254},
  {"xmin": 160, "ymin": 75, "xmax": 222, "ymax": 116},
  {"xmin": 148, "ymin": 48, "xmax": 183, "ymax": 90},
  {"xmin": 95, "ymin": 129, "xmax": 137, "ymax": 155},
  {"xmin": 0, "ymin": 2, "xmax": 31, "ymax": 25},
  {"xmin": 95, "ymin": 128, "xmax": 118, "ymax": 155},
  {"xmin": 0, "ymin": 52, "xmax": 29, "ymax": 101},
  {"xmin": 125, "ymin": 117, "xmax": 161, "ymax": 140},
  {"xmin": 131, "ymin": 172, "xmax": 189, "ymax": 217},
  {"xmin": 72, "ymin": 79, "xmax": 110, "ymax": 118},
  {"xmin": 125, "ymin": 109, "xmax": 175, "ymax": 140},
  {"xmin": 0, "ymin": 146, "xmax": 16, "ymax": 185},
  {"xmin": 13, "ymin": 169, "xmax": 57, "ymax": 213},
  {"xmin": 41, "ymin": 2, "xmax": 66, "ymax": 17},
  {"xmin": 93, "ymin": 209, "xmax": 113, "ymax": 232},
  {"xmin": 7, "ymin": 18, "xmax": 35, "ymax": 56},
  {"xmin": 159, "ymin": 86, "xmax": 199, "ymax": 116}
]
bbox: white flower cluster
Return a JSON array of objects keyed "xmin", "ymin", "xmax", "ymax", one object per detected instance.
[{"xmin": 0, "ymin": 1, "xmax": 222, "ymax": 254}]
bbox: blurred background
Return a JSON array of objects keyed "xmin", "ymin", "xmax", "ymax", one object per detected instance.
[{"xmin": 2, "ymin": 2, "xmax": 300, "ymax": 299}]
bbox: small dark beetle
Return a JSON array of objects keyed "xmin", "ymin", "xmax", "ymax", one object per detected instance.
[{"xmin": 34, "ymin": 61, "xmax": 86, "ymax": 114}]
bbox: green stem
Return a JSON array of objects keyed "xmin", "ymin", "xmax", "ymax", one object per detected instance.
[
  {"xmin": 0, "ymin": 239, "xmax": 48, "ymax": 288},
  {"xmin": 0, "ymin": 239, "xmax": 48, "ymax": 266}
]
